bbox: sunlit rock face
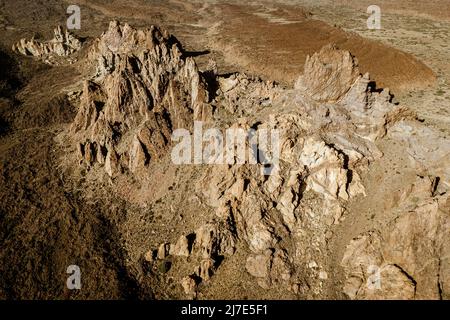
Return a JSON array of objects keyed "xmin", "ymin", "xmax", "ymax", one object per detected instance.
[
  {"xmin": 70, "ymin": 22, "xmax": 212, "ymax": 176},
  {"xmin": 13, "ymin": 26, "xmax": 82, "ymax": 64},
  {"xmin": 62, "ymin": 22, "xmax": 449, "ymax": 299}
]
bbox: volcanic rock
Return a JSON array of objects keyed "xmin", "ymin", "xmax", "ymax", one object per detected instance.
[{"xmin": 13, "ymin": 26, "xmax": 81, "ymax": 64}]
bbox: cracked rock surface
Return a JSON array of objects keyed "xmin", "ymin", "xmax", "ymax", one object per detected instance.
[
  {"xmin": 13, "ymin": 26, "xmax": 82, "ymax": 65},
  {"xmin": 56, "ymin": 22, "xmax": 449, "ymax": 299}
]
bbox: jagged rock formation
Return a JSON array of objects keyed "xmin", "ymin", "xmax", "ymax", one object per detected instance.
[
  {"xmin": 150, "ymin": 220, "xmax": 236, "ymax": 294},
  {"xmin": 216, "ymin": 72, "xmax": 282, "ymax": 116},
  {"xmin": 389, "ymin": 121, "xmax": 450, "ymax": 190},
  {"xmin": 62, "ymin": 22, "xmax": 449, "ymax": 300},
  {"xmin": 294, "ymin": 44, "xmax": 360, "ymax": 103},
  {"xmin": 70, "ymin": 21, "xmax": 212, "ymax": 177},
  {"xmin": 342, "ymin": 175, "xmax": 449, "ymax": 299},
  {"xmin": 12, "ymin": 26, "xmax": 81, "ymax": 64}
]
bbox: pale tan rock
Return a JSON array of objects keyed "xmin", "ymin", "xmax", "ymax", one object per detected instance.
[
  {"xmin": 57, "ymin": 21, "xmax": 449, "ymax": 299},
  {"xmin": 299, "ymin": 137, "xmax": 351, "ymax": 200},
  {"xmin": 341, "ymin": 177, "xmax": 450, "ymax": 299},
  {"xmin": 193, "ymin": 222, "xmax": 236, "ymax": 258},
  {"xmin": 181, "ymin": 275, "xmax": 197, "ymax": 298},
  {"xmin": 270, "ymin": 250, "xmax": 292, "ymax": 283},
  {"xmin": 104, "ymin": 148, "xmax": 118, "ymax": 177},
  {"xmin": 172, "ymin": 235, "xmax": 191, "ymax": 257},
  {"xmin": 319, "ymin": 271, "xmax": 328, "ymax": 280},
  {"xmin": 197, "ymin": 258, "xmax": 216, "ymax": 281},
  {"xmin": 389, "ymin": 121, "xmax": 450, "ymax": 189},
  {"xmin": 13, "ymin": 26, "xmax": 81, "ymax": 64},
  {"xmin": 70, "ymin": 21, "xmax": 212, "ymax": 176},
  {"xmin": 246, "ymin": 249, "xmax": 292, "ymax": 288},
  {"xmin": 157, "ymin": 243, "xmax": 170, "ymax": 260},
  {"xmin": 144, "ymin": 250, "xmax": 154, "ymax": 263},
  {"xmin": 276, "ymin": 187, "xmax": 299, "ymax": 232},
  {"xmin": 218, "ymin": 73, "xmax": 281, "ymax": 115},
  {"xmin": 294, "ymin": 44, "xmax": 360, "ymax": 103},
  {"xmin": 245, "ymin": 251, "xmax": 272, "ymax": 278}
]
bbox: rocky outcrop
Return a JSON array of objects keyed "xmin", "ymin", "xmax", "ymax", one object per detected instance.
[
  {"xmin": 13, "ymin": 26, "xmax": 81, "ymax": 64},
  {"xmin": 147, "ymin": 220, "xmax": 236, "ymax": 296},
  {"xmin": 70, "ymin": 21, "xmax": 212, "ymax": 176},
  {"xmin": 389, "ymin": 121, "xmax": 450, "ymax": 189},
  {"xmin": 295, "ymin": 44, "xmax": 415, "ymax": 141},
  {"xmin": 216, "ymin": 73, "xmax": 282, "ymax": 116},
  {"xmin": 186, "ymin": 44, "xmax": 426, "ymax": 296},
  {"xmin": 294, "ymin": 44, "xmax": 360, "ymax": 103},
  {"xmin": 61, "ymin": 22, "xmax": 448, "ymax": 299},
  {"xmin": 341, "ymin": 175, "xmax": 450, "ymax": 299},
  {"xmin": 194, "ymin": 116, "xmax": 364, "ymax": 294},
  {"xmin": 337, "ymin": 109, "xmax": 450, "ymax": 300}
]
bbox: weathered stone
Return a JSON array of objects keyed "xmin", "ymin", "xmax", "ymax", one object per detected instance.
[
  {"xmin": 69, "ymin": 21, "xmax": 212, "ymax": 176},
  {"xmin": 197, "ymin": 258, "xmax": 216, "ymax": 281},
  {"xmin": 144, "ymin": 250, "xmax": 155, "ymax": 263},
  {"xmin": 181, "ymin": 275, "xmax": 197, "ymax": 298},
  {"xmin": 172, "ymin": 235, "xmax": 191, "ymax": 257},
  {"xmin": 245, "ymin": 250, "xmax": 272, "ymax": 278},
  {"xmin": 13, "ymin": 26, "xmax": 82, "ymax": 64},
  {"xmin": 193, "ymin": 222, "xmax": 236, "ymax": 259},
  {"xmin": 341, "ymin": 177, "xmax": 449, "ymax": 299},
  {"xmin": 57, "ymin": 22, "xmax": 448, "ymax": 299},
  {"xmin": 294, "ymin": 44, "xmax": 360, "ymax": 102},
  {"xmin": 157, "ymin": 243, "xmax": 170, "ymax": 260}
]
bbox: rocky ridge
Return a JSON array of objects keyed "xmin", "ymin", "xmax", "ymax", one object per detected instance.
[
  {"xmin": 12, "ymin": 26, "xmax": 82, "ymax": 65},
  {"xmin": 29, "ymin": 22, "xmax": 448, "ymax": 299}
]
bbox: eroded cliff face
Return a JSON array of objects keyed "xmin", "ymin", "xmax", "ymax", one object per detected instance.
[
  {"xmin": 69, "ymin": 22, "xmax": 212, "ymax": 178},
  {"xmin": 13, "ymin": 21, "xmax": 447, "ymax": 299}
]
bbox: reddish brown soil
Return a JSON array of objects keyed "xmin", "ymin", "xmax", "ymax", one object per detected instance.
[{"xmin": 209, "ymin": 4, "xmax": 436, "ymax": 94}]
